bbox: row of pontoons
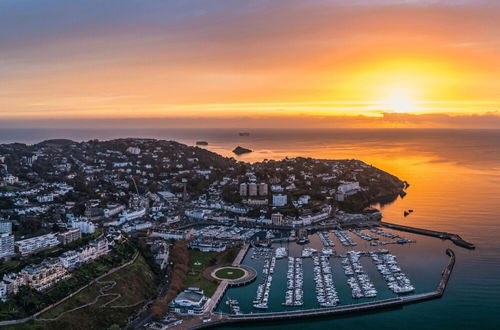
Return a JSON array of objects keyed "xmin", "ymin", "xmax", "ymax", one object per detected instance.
[
  {"xmin": 283, "ymin": 257, "xmax": 304, "ymax": 306},
  {"xmin": 312, "ymin": 255, "xmax": 340, "ymax": 307},
  {"xmin": 342, "ymin": 251, "xmax": 377, "ymax": 298},
  {"xmin": 252, "ymin": 255, "xmax": 276, "ymax": 309},
  {"xmin": 318, "ymin": 231, "xmax": 335, "ymax": 247},
  {"xmin": 370, "ymin": 250, "xmax": 415, "ymax": 293},
  {"xmin": 333, "ymin": 230, "xmax": 358, "ymax": 246}
]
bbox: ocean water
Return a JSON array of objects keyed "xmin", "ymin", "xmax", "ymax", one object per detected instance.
[{"xmin": 1, "ymin": 128, "xmax": 499, "ymax": 329}]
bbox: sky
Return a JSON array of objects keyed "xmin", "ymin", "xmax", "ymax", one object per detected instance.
[{"xmin": 1, "ymin": 0, "xmax": 500, "ymax": 128}]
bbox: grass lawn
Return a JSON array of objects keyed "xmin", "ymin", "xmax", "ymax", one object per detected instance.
[
  {"xmin": 184, "ymin": 247, "xmax": 241, "ymax": 297},
  {"xmin": 214, "ymin": 267, "xmax": 245, "ymax": 280},
  {"xmin": 9, "ymin": 254, "xmax": 157, "ymax": 330},
  {"xmin": 186, "ymin": 250, "xmax": 218, "ymax": 297}
]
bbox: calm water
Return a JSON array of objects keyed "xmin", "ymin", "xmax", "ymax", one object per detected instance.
[{"xmin": 1, "ymin": 128, "xmax": 499, "ymax": 329}]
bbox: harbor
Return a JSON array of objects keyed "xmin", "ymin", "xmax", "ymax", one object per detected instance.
[
  {"xmin": 192, "ymin": 248, "xmax": 457, "ymax": 329},
  {"xmin": 205, "ymin": 224, "xmax": 461, "ymax": 328}
]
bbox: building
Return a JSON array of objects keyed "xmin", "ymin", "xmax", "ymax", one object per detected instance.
[
  {"xmin": 15, "ymin": 233, "xmax": 60, "ymax": 256},
  {"xmin": 126, "ymin": 146, "xmax": 141, "ymax": 155},
  {"xmin": 2, "ymin": 273, "xmax": 25, "ymax": 295},
  {"xmin": 119, "ymin": 207, "xmax": 146, "ymax": 224},
  {"xmin": 103, "ymin": 204, "xmax": 126, "ymax": 218},
  {"xmin": 0, "ymin": 221, "xmax": 12, "ymax": 234},
  {"xmin": 271, "ymin": 213, "xmax": 284, "ymax": 225},
  {"xmin": 3, "ymin": 175, "xmax": 18, "ymax": 185},
  {"xmin": 158, "ymin": 191, "xmax": 179, "ymax": 203},
  {"xmin": 272, "ymin": 194, "xmax": 287, "ymax": 207},
  {"xmin": 59, "ymin": 250, "xmax": 81, "ymax": 269},
  {"xmin": 36, "ymin": 194, "xmax": 54, "ymax": 203},
  {"xmin": 21, "ymin": 258, "xmax": 70, "ymax": 291},
  {"xmin": 0, "ymin": 281, "xmax": 7, "ymax": 302},
  {"xmin": 189, "ymin": 240, "xmax": 226, "ymax": 252},
  {"xmin": 248, "ymin": 183, "xmax": 258, "ymax": 196},
  {"xmin": 70, "ymin": 219, "xmax": 96, "ymax": 234},
  {"xmin": 169, "ymin": 288, "xmax": 211, "ymax": 315},
  {"xmin": 58, "ymin": 228, "xmax": 82, "ymax": 245},
  {"xmin": 258, "ymin": 183, "xmax": 268, "ymax": 196},
  {"xmin": 0, "ymin": 233, "xmax": 14, "ymax": 258},
  {"xmin": 336, "ymin": 181, "xmax": 361, "ymax": 201},
  {"xmin": 239, "ymin": 183, "xmax": 247, "ymax": 196},
  {"xmin": 78, "ymin": 239, "xmax": 110, "ymax": 262},
  {"xmin": 244, "ymin": 199, "xmax": 268, "ymax": 206}
]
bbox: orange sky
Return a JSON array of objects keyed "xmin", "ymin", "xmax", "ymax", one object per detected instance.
[{"xmin": 1, "ymin": 0, "xmax": 500, "ymax": 128}]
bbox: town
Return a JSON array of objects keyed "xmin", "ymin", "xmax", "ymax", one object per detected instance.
[{"xmin": 0, "ymin": 138, "xmax": 410, "ymax": 328}]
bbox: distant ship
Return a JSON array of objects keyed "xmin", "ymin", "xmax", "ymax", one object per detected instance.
[
  {"xmin": 196, "ymin": 141, "xmax": 208, "ymax": 146},
  {"xmin": 238, "ymin": 132, "xmax": 250, "ymax": 136}
]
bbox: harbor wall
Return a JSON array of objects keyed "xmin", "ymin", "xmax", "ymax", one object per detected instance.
[{"xmin": 379, "ymin": 222, "xmax": 475, "ymax": 249}]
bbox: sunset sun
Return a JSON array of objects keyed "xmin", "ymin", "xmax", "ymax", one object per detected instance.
[{"xmin": 384, "ymin": 89, "xmax": 418, "ymax": 113}]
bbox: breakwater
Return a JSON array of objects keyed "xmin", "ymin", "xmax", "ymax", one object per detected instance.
[
  {"xmin": 191, "ymin": 248, "xmax": 456, "ymax": 329},
  {"xmin": 379, "ymin": 222, "xmax": 475, "ymax": 249}
]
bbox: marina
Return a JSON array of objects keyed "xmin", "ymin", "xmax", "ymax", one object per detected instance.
[
  {"xmin": 312, "ymin": 255, "xmax": 339, "ymax": 307},
  {"xmin": 283, "ymin": 257, "xmax": 304, "ymax": 307}
]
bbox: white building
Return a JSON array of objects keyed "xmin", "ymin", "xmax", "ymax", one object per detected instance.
[
  {"xmin": 36, "ymin": 194, "xmax": 54, "ymax": 203},
  {"xmin": 15, "ymin": 233, "xmax": 60, "ymax": 256},
  {"xmin": 169, "ymin": 288, "xmax": 211, "ymax": 315},
  {"xmin": 59, "ymin": 250, "xmax": 81, "ymax": 269},
  {"xmin": 118, "ymin": 207, "xmax": 146, "ymax": 224},
  {"xmin": 0, "ymin": 281, "xmax": 7, "ymax": 302},
  {"xmin": 78, "ymin": 239, "xmax": 110, "ymax": 262},
  {"xmin": 71, "ymin": 219, "xmax": 96, "ymax": 234},
  {"xmin": 0, "ymin": 221, "xmax": 12, "ymax": 234},
  {"xmin": 0, "ymin": 233, "xmax": 15, "ymax": 258},
  {"xmin": 273, "ymin": 194, "xmax": 288, "ymax": 207},
  {"xmin": 336, "ymin": 182, "xmax": 361, "ymax": 201},
  {"xmin": 126, "ymin": 146, "xmax": 141, "ymax": 155},
  {"xmin": 3, "ymin": 175, "xmax": 18, "ymax": 185}
]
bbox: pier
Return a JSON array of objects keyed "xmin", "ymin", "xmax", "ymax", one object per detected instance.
[
  {"xmin": 379, "ymin": 222, "xmax": 475, "ymax": 249},
  {"xmin": 189, "ymin": 248, "xmax": 456, "ymax": 329}
]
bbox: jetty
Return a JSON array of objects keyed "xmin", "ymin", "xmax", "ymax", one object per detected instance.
[{"xmin": 379, "ymin": 222, "xmax": 475, "ymax": 249}]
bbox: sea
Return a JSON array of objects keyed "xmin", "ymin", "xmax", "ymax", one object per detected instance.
[{"xmin": 1, "ymin": 128, "xmax": 499, "ymax": 329}]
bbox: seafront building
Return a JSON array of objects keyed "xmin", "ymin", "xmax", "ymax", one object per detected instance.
[{"xmin": 169, "ymin": 288, "xmax": 211, "ymax": 315}]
